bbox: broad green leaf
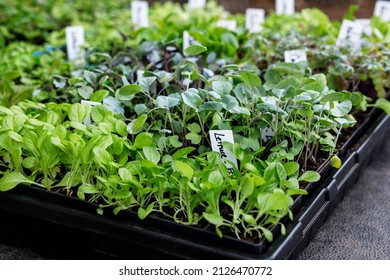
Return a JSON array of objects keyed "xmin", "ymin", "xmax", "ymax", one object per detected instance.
[
  {"xmin": 212, "ymin": 81, "xmax": 233, "ymax": 96},
  {"xmin": 115, "ymin": 84, "xmax": 142, "ymax": 101},
  {"xmin": 187, "ymin": 123, "xmax": 201, "ymax": 133},
  {"xmin": 374, "ymin": 98, "xmax": 390, "ymax": 115},
  {"xmin": 287, "ymin": 188, "xmax": 308, "ymax": 196},
  {"xmin": 98, "ymin": 122, "xmax": 112, "ymax": 134},
  {"xmin": 240, "ymin": 71, "xmax": 261, "ymax": 87},
  {"xmin": 275, "ymin": 162, "xmax": 287, "ymax": 183},
  {"xmin": 83, "ymin": 70, "xmax": 97, "ymax": 84},
  {"xmin": 138, "ymin": 203, "xmax": 155, "ymax": 220},
  {"xmin": 242, "ymin": 213, "xmax": 256, "ymax": 225},
  {"xmin": 301, "ymin": 74, "xmax": 327, "ymax": 92},
  {"xmin": 241, "ymin": 175, "xmax": 254, "ymax": 198},
  {"xmin": 266, "ymin": 192, "xmax": 290, "ymax": 211},
  {"xmin": 0, "ymin": 106, "xmax": 13, "ymax": 115},
  {"xmin": 134, "ymin": 104, "xmax": 147, "ymax": 115},
  {"xmin": 239, "ymin": 137, "xmax": 260, "ymax": 151},
  {"xmin": 298, "ymin": 171, "xmax": 321, "ymax": 182},
  {"xmin": 222, "ymin": 32, "xmax": 239, "ymax": 50},
  {"xmin": 138, "ymin": 76, "xmax": 157, "ymax": 94},
  {"xmin": 208, "ymin": 171, "xmax": 224, "ymax": 187},
  {"xmin": 221, "ymin": 95, "xmax": 239, "ymax": 110},
  {"xmin": 93, "ymin": 146, "xmax": 113, "ymax": 165},
  {"xmin": 260, "ymin": 227, "xmax": 273, "ymax": 242},
  {"xmin": 283, "ymin": 162, "xmax": 300, "ymax": 176},
  {"xmin": 297, "ymin": 108, "xmax": 314, "ymax": 118},
  {"xmin": 175, "ymin": 160, "xmax": 194, "ymax": 179},
  {"xmin": 8, "ymin": 131, "xmax": 23, "ymax": 142},
  {"xmin": 0, "ymin": 171, "xmax": 34, "ymax": 191},
  {"xmin": 198, "ymin": 101, "xmax": 224, "ymax": 112},
  {"xmin": 294, "ymin": 94, "xmax": 312, "ymax": 103},
  {"xmin": 22, "ymin": 157, "xmax": 36, "ymax": 169},
  {"xmin": 91, "ymin": 104, "xmax": 112, "ymax": 124},
  {"xmin": 156, "ymin": 96, "xmax": 180, "ymax": 109},
  {"xmin": 90, "ymin": 90, "xmax": 109, "ymax": 102},
  {"xmin": 321, "ymin": 92, "xmax": 345, "ymax": 103},
  {"xmin": 77, "ymin": 86, "xmax": 93, "ymax": 99},
  {"xmin": 184, "ymin": 44, "xmax": 207, "ymax": 56},
  {"xmin": 69, "ymin": 103, "xmax": 90, "ymax": 123},
  {"xmin": 128, "ymin": 114, "xmax": 147, "ymax": 135},
  {"xmin": 50, "ymin": 136, "xmax": 66, "ymax": 149},
  {"xmin": 172, "ymin": 147, "xmax": 196, "ymax": 159},
  {"xmin": 169, "ymin": 135, "xmax": 183, "ymax": 148},
  {"xmin": 112, "ymin": 138, "xmax": 124, "ymax": 155},
  {"xmin": 182, "ymin": 89, "xmax": 203, "ymax": 110},
  {"xmin": 115, "ymin": 120, "xmax": 128, "ymax": 137},
  {"xmin": 118, "ymin": 168, "xmax": 133, "ymax": 182},
  {"xmin": 70, "ymin": 121, "xmax": 87, "ymax": 132},
  {"xmin": 134, "ymin": 132, "xmax": 154, "ymax": 149},
  {"xmin": 234, "ymin": 84, "xmax": 252, "ymax": 105},
  {"xmin": 185, "ymin": 132, "xmax": 201, "ymax": 145},
  {"xmin": 284, "ymin": 178, "xmax": 300, "ymax": 189},
  {"xmin": 78, "ymin": 183, "xmax": 99, "ymax": 194},
  {"xmin": 203, "ymin": 212, "xmax": 224, "ymax": 226},
  {"xmin": 143, "ymin": 146, "xmax": 160, "ymax": 164},
  {"xmin": 274, "ymin": 76, "xmax": 300, "ymax": 90},
  {"xmin": 330, "ymin": 100, "xmax": 352, "ymax": 117}
]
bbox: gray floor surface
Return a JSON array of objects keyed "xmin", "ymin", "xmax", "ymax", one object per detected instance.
[{"xmin": 1, "ymin": 140, "xmax": 390, "ymax": 260}]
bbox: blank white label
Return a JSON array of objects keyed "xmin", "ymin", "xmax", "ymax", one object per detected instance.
[
  {"xmin": 284, "ymin": 49, "xmax": 307, "ymax": 63},
  {"xmin": 374, "ymin": 1, "xmax": 390, "ymax": 22},
  {"xmin": 216, "ymin": 20, "xmax": 237, "ymax": 32},
  {"xmin": 355, "ymin": 19, "xmax": 372, "ymax": 36},
  {"xmin": 246, "ymin": 8, "xmax": 265, "ymax": 33},
  {"xmin": 131, "ymin": 1, "xmax": 149, "ymax": 27},
  {"xmin": 81, "ymin": 100, "xmax": 101, "ymax": 125},
  {"xmin": 336, "ymin": 20, "xmax": 364, "ymax": 48},
  {"xmin": 188, "ymin": 0, "xmax": 206, "ymax": 9},
  {"xmin": 276, "ymin": 0, "xmax": 295, "ymax": 15},
  {"xmin": 65, "ymin": 26, "xmax": 85, "ymax": 61},
  {"xmin": 209, "ymin": 130, "xmax": 238, "ymax": 174}
]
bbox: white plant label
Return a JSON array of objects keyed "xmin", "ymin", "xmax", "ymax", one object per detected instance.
[
  {"xmin": 81, "ymin": 100, "xmax": 101, "ymax": 126},
  {"xmin": 188, "ymin": 0, "xmax": 206, "ymax": 9},
  {"xmin": 374, "ymin": 1, "xmax": 390, "ymax": 22},
  {"xmin": 284, "ymin": 49, "xmax": 307, "ymax": 63},
  {"xmin": 137, "ymin": 70, "xmax": 145, "ymax": 80},
  {"xmin": 183, "ymin": 31, "xmax": 199, "ymax": 52},
  {"xmin": 131, "ymin": 1, "xmax": 149, "ymax": 27},
  {"xmin": 65, "ymin": 26, "xmax": 85, "ymax": 61},
  {"xmin": 246, "ymin": 8, "xmax": 265, "ymax": 33},
  {"xmin": 261, "ymin": 127, "xmax": 275, "ymax": 143},
  {"xmin": 276, "ymin": 0, "xmax": 295, "ymax": 15},
  {"xmin": 355, "ymin": 19, "xmax": 372, "ymax": 36},
  {"xmin": 336, "ymin": 19, "xmax": 364, "ymax": 48},
  {"xmin": 209, "ymin": 130, "xmax": 238, "ymax": 174},
  {"xmin": 216, "ymin": 20, "xmax": 237, "ymax": 32}
]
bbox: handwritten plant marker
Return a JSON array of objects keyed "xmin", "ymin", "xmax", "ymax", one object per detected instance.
[
  {"xmin": 246, "ymin": 8, "xmax": 265, "ymax": 33},
  {"xmin": 275, "ymin": 0, "xmax": 295, "ymax": 15},
  {"xmin": 209, "ymin": 130, "xmax": 238, "ymax": 174},
  {"xmin": 284, "ymin": 49, "xmax": 307, "ymax": 63},
  {"xmin": 131, "ymin": 1, "xmax": 149, "ymax": 27},
  {"xmin": 65, "ymin": 26, "xmax": 85, "ymax": 61},
  {"xmin": 374, "ymin": 1, "xmax": 390, "ymax": 22}
]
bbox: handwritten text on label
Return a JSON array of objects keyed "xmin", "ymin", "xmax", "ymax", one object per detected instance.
[
  {"xmin": 131, "ymin": 1, "xmax": 149, "ymax": 27},
  {"xmin": 65, "ymin": 26, "xmax": 85, "ymax": 61},
  {"xmin": 246, "ymin": 8, "xmax": 265, "ymax": 33},
  {"xmin": 209, "ymin": 130, "xmax": 238, "ymax": 174}
]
